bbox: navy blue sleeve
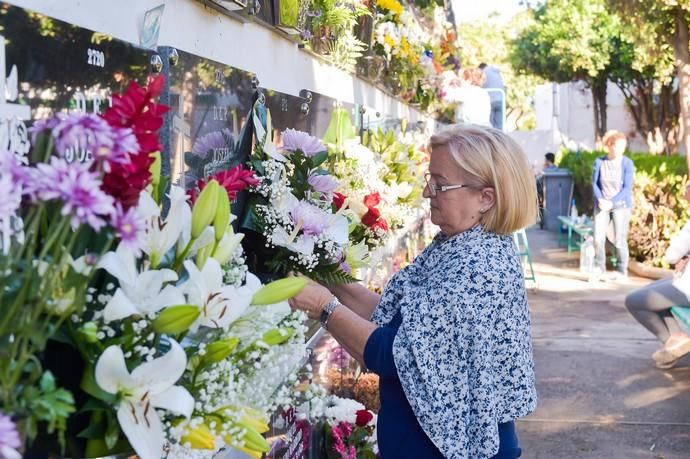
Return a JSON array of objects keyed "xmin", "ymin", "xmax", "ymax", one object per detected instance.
[{"xmin": 363, "ymin": 326, "xmax": 398, "ymax": 378}]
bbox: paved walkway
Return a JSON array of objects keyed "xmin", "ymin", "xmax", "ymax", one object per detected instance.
[{"xmin": 517, "ymin": 228, "xmax": 690, "ymax": 459}]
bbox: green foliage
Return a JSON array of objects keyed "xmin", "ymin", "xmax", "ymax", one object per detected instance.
[
  {"xmin": 558, "ymin": 149, "xmax": 690, "ymax": 266},
  {"xmin": 21, "ymin": 372, "xmax": 76, "ymax": 450},
  {"xmin": 511, "ymin": 0, "xmax": 621, "ymax": 82},
  {"xmin": 279, "ymin": 0, "xmax": 300, "ymax": 28}
]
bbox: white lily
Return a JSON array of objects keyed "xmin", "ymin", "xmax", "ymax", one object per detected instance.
[
  {"xmin": 270, "ymin": 226, "xmax": 315, "ymax": 255},
  {"xmin": 324, "ymin": 214, "xmax": 349, "ymax": 245},
  {"xmin": 212, "ymin": 226, "xmax": 245, "ymax": 265},
  {"xmin": 95, "ymin": 339, "xmax": 194, "ymax": 459},
  {"xmin": 183, "ymin": 259, "xmax": 262, "ymax": 330},
  {"xmin": 345, "ymin": 241, "xmax": 371, "ymax": 270},
  {"xmin": 98, "ymin": 245, "xmax": 185, "ymax": 322},
  {"xmin": 138, "ymin": 185, "xmax": 191, "ymax": 267},
  {"xmin": 254, "ymin": 106, "xmax": 285, "ymax": 161}
]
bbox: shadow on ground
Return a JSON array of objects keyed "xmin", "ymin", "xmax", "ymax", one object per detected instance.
[{"xmin": 517, "ymin": 228, "xmax": 690, "ymax": 459}]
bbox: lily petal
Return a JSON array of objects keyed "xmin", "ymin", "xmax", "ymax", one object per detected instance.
[
  {"xmin": 201, "ymin": 258, "xmax": 223, "ymax": 290},
  {"xmin": 131, "ymin": 339, "xmax": 187, "ymax": 394},
  {"xmin": 116, "ymin": 403, "xmax": 165, "ymax": 459},
  {"xmin": 150, "ymin": 385, "xmax": 195, "ymax": 418},
  {"xmin": 95, "ymin": 345, "xmax": 135, "ymax": 394},
  {"xmin": 99, "ymin": 245, "xmax": 137, "ymax": 286},
  {"xmin": 103, "ymin": 288, "xmax": 140, "ymax": 322}
]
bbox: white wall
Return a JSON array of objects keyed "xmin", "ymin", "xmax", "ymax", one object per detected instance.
[
  {"xmin": 7, "ymin": 0, "xmax": 422, "ymax": 122},
  {"xmin": 531, "ymin": 80, "xmax": 647, "ymax": 153}
]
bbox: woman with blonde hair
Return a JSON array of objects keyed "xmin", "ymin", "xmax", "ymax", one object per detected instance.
[
  {"xmin": 289, "ymin": 125, "xmax": 538, "ymax": 458},
  {"xmin": 592, "ymin": 130, "xmax": 635, "ymax": 281}
]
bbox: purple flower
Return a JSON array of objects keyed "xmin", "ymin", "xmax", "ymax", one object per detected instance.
[
  {"xmin": 32, "ymin": 157, "xmax": 115, "ymax": 231},
  {"xmin": 30, "ymin": 113, "xmax": 137, "ymax": 169},
  {"xmin": 308, "ymin": 173, "xmax": 338, "ymax": 194},
  {"xmin": 0, "ymin": 412, "xmax": 21, "ymax": 455},
  {"xmin": 111, "ymin": 203, "xmax": 145, "ymax": 254},
  {"xmin": 192, "ymin": 128, "xmax": 234, "ymax": 157},
  {"xmin": 282, "ymin": 129, "xmax": 325, "ymax": 157},
  {"xmin": 290, "ymin": 200, "xmax": 329, "ymax": 236}
]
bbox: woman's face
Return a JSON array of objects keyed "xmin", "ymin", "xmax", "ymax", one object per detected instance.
[
  {"xmin": 423, "ymin": 145, "xmax": 494, "ymax": 235},
  {"xmin": 607, "ymin": 138, "xmax": 627, "ymax": 158}
]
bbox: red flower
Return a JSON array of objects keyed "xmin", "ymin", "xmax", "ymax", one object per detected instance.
[
  {"xmin": 190, "ymin": 164, "xmax": 259, "ymax": 204},
  {"xmin": 355, "ymin": 409, "xmax": 373, "ymax": 427},
  {"xmin": 363, "ymin": 192, "xmax": 381, "ymax": 208},
  {"xmin": 361, "ymin": 206, "xmax": 381, "ymax": 227},
  {"xmin": 102, "ymin": 75, "xmax": 169, "ymax": 208},
  {"xmin": 371, "ymin": 217, "xmax": 389, "ymax": 233},
  {"xmin": 332, "ymin": 192, "xmax": 347, "ymax": 210}
]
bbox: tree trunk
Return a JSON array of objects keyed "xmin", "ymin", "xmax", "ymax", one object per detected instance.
[
  {"xmin": 591, "ymin": 80, "xmax": 608, "ymax": 141},
  {"xmin": 673, "ymin": 8, "xmax": 690, "ymax": 171}
]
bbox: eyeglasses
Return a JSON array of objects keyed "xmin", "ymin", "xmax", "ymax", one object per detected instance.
[{"xmin": 424, "ymin": 172, "xmax": 471, "ymax": 197}]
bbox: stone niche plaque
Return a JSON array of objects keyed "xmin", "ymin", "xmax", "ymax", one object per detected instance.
[
  {"xmin": 0, "ymin": 2, "xmax": 152, "ymax": 163},
  {"xmin": 157, "ymin": 46, "xmax": 257, "ymax": 187}
]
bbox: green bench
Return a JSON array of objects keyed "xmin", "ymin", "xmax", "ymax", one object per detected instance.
[
  {"xmin": 557, "ymin": 215, "xmax": 593, "ymax": 254},
  {"xmin": 672, "ymin": 306, "xmax": 690, "ymax": 329}
]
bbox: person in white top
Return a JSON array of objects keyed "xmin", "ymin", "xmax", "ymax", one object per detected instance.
[
  {"xmin": 453, "ymin": 68, "xmax": 491, "ymax": 127},
  {"xmin": 625, "ymin": 182, "xmax": 690, "ymax": 369}
]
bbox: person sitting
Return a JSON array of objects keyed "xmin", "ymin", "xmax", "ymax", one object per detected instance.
[
  {"xmin": 289, "ymin": 125, "xmax": 537, "ymax": 458},
  {"xmin": 625, "ymin": 183, "xmax": 690, "ymax": 369}
]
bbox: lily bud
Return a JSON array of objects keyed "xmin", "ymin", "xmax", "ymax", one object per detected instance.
[
  {"xmin": 79, "ymin": 322, "xmax": 99, "ymax": 343},
  {"xmin": 262, "ymin": 327, "xmax": 295, "ymax": 346},
  {"xmin": 212, "ymin": 229, "xmax": 244, "ymax": 265},
  {"xmin": 201, "ymin": 338, "xmax": 240, "ymax": 366},
  {"xmin": 196, "ymin": 242, "xmax": 214, "ymax": 270},
  {"xmin": 152, "ymin": 305, "xmax": 200, "ymax": 334},
  {"xmin": 181, "ymin": 422, "xmax": 215, "ymax": 450},
  {"xmin": 214, "ymin": 186, "xmax": 231, "ymax": 241},
  {"xmin": 250, "ymin": 277, "xmax": 308, "ymax": 305},
  {"xmin": 191, "ymin": 180, "xmax": 220, "ymax": 239},
  {"xmin": 149, "ymin": 151, "xmax": 162, "ymax": 189}
]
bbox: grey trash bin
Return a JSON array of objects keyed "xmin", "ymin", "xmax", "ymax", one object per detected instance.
[{"xmin": 542, "ymin": 169, "xmax": 574, "ymax": 232}]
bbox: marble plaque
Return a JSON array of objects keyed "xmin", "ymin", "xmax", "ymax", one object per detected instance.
[{"xmin": 0, "ymin": 2, "xmax": 153, "ymax": 163}]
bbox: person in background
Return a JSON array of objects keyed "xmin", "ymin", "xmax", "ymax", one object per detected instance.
[
  {"xmin": 289, "ymin": 125, "xmax": 537, "ymax": 459},
  {"xmin": 536, "ymin": 152, "xmax": 558, "ymax": 229},
  {"xmin": 592, "ymin": 130, "xmax": 634, "ymax": 281},
  {"xmin": 454, "ymin": 68, "xmax": 491, "ymax": 127},
  {"xmin": 544, "ymin": 152, "xmax": 557, "ymax": 171},
  {"xmin": 479, "ymin": 63, "xmax": 505, "ymax": 130},
  {"xmin": 625, "ymin": 183, "xmax": 690, "ymax": 369}
]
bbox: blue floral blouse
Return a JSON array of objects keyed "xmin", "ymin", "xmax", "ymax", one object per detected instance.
[{"xmin": 370, "ymin": 225, "xmax": 537, "ymax": 459}]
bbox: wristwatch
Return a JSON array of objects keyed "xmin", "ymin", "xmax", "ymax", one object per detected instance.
[{"xmin": 319, "ymin": 297, "xmax": 341, "ymax": 330}]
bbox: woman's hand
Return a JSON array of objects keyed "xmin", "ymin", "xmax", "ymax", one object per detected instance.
[
  {"xmin": 676, "ymin": 256, "xmax": 689, "ymax": 274},
  {"xmin": 288, "ymin": 282, "xmax": 334, "ymax": 320}
]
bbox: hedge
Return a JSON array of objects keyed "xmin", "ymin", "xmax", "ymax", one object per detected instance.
[{"xmin": 557, "ymin": 150, "xmax": 690, "ymax": 267}]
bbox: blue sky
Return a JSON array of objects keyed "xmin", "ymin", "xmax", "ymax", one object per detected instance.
[{"xmin": 451, "ymin": 0, "xmax": 527, "ymax": 23}]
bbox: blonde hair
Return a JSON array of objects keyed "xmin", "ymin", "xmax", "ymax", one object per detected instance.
[
  {"xmin": 429, "ymin": 125, "xmax": 538, "ymax": 234},
  {"xmin": 602, "ymin": 130, "xmax": 626, "ymax": 147}
]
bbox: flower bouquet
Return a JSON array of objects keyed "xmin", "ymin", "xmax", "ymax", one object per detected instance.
[
  {"xmin": 243, "ymin": 101, "xmax": 356, "ymax": 284},
  {"xmin": 0, "ymin": 75, "xmax": 168, "ymax": 451},
  {"xmin": 322, "ymin": 397, "xmax": 377, "ymax": 459},
  {"xmin": 2, "ymin": 75, "xmax": 314, "ymax": 459}
]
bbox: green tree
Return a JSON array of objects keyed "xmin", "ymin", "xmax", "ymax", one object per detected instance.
[
  {"xmin": 510, "ymin": 0, "xmax": 621, "ymax": 139},
  {"xmin": 457, "ymin": 11, "xmax": 544, "ymax": 130},
  {"xmin": 607, "ymin": 0, "xmax": 690, "ymax": 168}
]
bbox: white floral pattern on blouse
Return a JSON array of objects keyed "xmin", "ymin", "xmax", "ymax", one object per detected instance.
[{"xmin": 371, "ymin": 225, "xmax": 537, "ymax": 459}]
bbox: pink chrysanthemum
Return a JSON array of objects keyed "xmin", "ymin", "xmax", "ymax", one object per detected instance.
[
  {"xmin": 32, "ymin": 157, "xmax": 115, "ymax": 231},
  {"xmin": 282, "ymin": 128, "xmax": 325, "ymax": 157}
]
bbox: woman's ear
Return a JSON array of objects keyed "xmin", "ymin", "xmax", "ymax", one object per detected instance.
[{"xmin": 479, "ymin": 187, "xmax": 496, "ymax": 211}]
